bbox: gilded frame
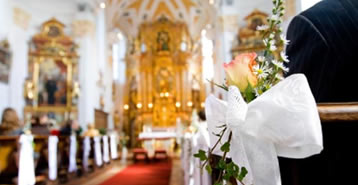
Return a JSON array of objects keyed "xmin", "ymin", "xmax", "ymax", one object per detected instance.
[{"xmin": 24, "ymin": 18, "xmax": 79, "ymax": 123}]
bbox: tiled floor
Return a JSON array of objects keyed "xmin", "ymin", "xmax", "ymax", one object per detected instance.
[{"xmin": 169, "ymin": 158, "xmax": 184, "ymax": 185}]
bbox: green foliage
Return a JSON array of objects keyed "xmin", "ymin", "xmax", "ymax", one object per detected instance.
[
  {"xmin": 244, "ymin": 83, "xmax": 255, "ymax": 103},
  {"xmin": 220, "ymin": 142, "xmax": 230, "ymax": 153},
  {"xmin": 194, "ymin": 149, "xmax": 207, "ymax": 161},
  {"xmin": 217, "ymin": 159, "xmax": 226, "ymax": 169},
  {"xmin": 238, "ymin": 167, "xmax": 248, "ymax": 181},
  {"xmin": 205, "ymin": 164, "xmax": 212, "ymax": 175},
  {"xmin": 99, "ymin": 128, "xmax": 107, "ymax": 135}
]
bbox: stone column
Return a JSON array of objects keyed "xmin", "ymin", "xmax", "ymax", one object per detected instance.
[{"xmin": 73, "ymin": 1, "xmax": 98, "ymax": 129}]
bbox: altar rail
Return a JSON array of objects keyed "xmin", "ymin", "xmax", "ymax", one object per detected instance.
[
  {"xmin": 0, "ymin": 135, "xmax": 119, "ymax": 185},
  {"xmin": 210, "ymin": 103, "xmax": 358, "ymax": 185}
]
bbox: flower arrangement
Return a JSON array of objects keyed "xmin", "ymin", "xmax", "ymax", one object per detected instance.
[
  {"xmin": 119, "ymin": 133, "xmax": 129, "ymax": 147},
  {"xmin": 194, "ymin": 0, "xmax": 289, "ymax": 184}
]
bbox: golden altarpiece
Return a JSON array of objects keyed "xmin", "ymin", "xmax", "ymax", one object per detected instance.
[
  {"xmin": 24, "ymin": 18, "xmax": 79, "ymax": 124},
  {"xmin": 123, "ymin": 18, "xmax": 205, "ymax": 140}
]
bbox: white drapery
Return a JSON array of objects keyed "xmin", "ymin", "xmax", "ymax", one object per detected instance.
[
  {"xmin": 68, "ymin": 135, "xmax": 77, "ymax": 172},
  {"xmin": 102, "ymin": 135, "xmax": 110, "ymax": 163},
  {"xmin": 94, "ymin": 136, "xmax": 103, "ymax": 166},
  {"xmin": 206, "ymin": 74, "xmax": 323, "ymax": 185},
  {"xmin": 48, "ymin": 136, "xmax": 58, "ymax": 180},
  {"xmin": 18, "ymin": 134, "xmax": 35, "ymax": 185},
  {"xmin": 192, "ymin": 122, "xmax": 211, "ymax": 185},
  {"xmin": 110, "ymin": 134, "xmax": 118, "ymax": 159}
]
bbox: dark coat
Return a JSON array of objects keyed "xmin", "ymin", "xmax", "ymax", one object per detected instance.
[
  {"xmin": 285, "ymin": 0, "xmax": 358, "ymax": 103},
  {"xmin": 281, "ymin": 0, "xmax": 358, "ymax": 184}
]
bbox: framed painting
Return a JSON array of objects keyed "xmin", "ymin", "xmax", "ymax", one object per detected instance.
[{"xmin": 37, "ymin": 58, "xmax": 68, "ymax": 106}]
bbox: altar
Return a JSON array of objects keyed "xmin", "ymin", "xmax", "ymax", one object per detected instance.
[
  {"xmin": 122, "ymin": 18, "xmax": 206, "ymax": 146},
  {"xmin": 137, "ymin": 127, "xmax": 177, "ymax": 158}
]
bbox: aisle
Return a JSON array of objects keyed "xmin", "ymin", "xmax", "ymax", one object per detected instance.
[{"xmin": 99, "ymin": 160, "xmax": 172, "ymax": 185}]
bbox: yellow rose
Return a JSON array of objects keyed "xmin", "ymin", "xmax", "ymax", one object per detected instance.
[{"xmin": 223, "ymin": 52, "xmax": 258, "ymax": 92}]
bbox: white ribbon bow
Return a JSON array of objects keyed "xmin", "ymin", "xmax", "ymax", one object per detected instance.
[{"xmin": 205, "ymin": 74, "xmax": 323, "ymax": 185}]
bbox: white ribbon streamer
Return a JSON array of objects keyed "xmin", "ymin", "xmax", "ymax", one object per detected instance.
[
  {"xmin": 18, "ymin": 134, "xmax": 35, "ymax": 185},
  {"xmin": 94, "ymin": 136, "xmax": 103, "ymax": 166},
  {"xmin": 48, "ymin": 136, "xmax": 58, "ymax": 180},
  {"xmin": 83, "ymin": 136, "xmax": 91, "ymax": 171},
  {"xmin": 205, "ymin": 74, "xmax": 323, "ymax": 185},
  {"xmin": 110, "ymin": 134, "xmax": 118, "ymax": 159},
  {"xmin": 102, "ymin": 135, "xmax": 110, "ymax": 163},
  {"xmin": 192, "ymin": 122, "xmax": 211, "ymax": 185},
  {"xmin": 68, "ymin": 135, "xmax": 77, "ymax": 172}
]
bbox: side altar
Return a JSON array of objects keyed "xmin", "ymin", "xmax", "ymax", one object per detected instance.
[{"xmin": 24, "ymin": 18, "xmax": 80, "ymax": 125}]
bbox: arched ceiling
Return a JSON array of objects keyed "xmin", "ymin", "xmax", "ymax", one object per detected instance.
[{"xmin": 105, "ymin": 0, "xmax": 215, "ymax": 39}]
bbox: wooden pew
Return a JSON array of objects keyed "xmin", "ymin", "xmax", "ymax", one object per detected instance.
[
  {"xmin": 0, "ymin": 136, "xmax": 48, "ymax": 184},
  {"xmin": 0, "ymin": 135, "xmax": 113, "ymax": 184},
  {"xmin": 0, "ymin": 136, "xmax": 20, "ymax": 184},
  {"xmin": 57, "ymin": 136, "xmax": 70, "ymax": 183}
]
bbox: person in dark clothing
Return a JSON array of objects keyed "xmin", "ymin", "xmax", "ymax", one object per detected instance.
[
  {"xmin": 45, "ymin": 79, "xmax": 57, "ymax": 105},
  {"xmin": 285, "ymin": 0, "xmax": 358, "ymax": 102},
  {"xmin": 281, "ymin": 0, "xmax": 358, "ymax": 184}
]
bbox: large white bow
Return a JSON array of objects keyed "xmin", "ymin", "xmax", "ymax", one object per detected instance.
[{"xmin": 205, "ymin": 74, "xmax": 323, "ymax": 185}]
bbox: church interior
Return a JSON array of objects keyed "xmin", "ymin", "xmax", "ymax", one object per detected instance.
[{"xmin": 2, "ymin": 0, "xmax": 351, "ymax": 185}]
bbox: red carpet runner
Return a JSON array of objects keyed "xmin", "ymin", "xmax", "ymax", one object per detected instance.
[{"xmin": 100, "ymin": 160, "xmax": 172, "ymax": 185}]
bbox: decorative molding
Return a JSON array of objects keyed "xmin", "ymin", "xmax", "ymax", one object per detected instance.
[
  {"xmin": 72, "ymin": 20, "xmax": 95, "ymax": 37},
  {"xmin": 13, "ymin": 7, "xmax": 31, "ymax": 30},
  {"xmin": 219, "ymin": 15, "xmax": 238, "ymax": 32}
]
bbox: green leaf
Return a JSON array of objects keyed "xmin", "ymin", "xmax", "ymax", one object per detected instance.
[
  {"xmin": 244, "ymin": 83, "xmax": 255, "ymax": 103},
  {"xmin": 223, "ymin": 172, "xmax": 231, "ymax": 181},
  {"xmin": 217, "ymin": 159, "xmax": 226, "ymax": 169},
  {"xmin": 220, "ymin": 142, "xmax": 230, "ymax": 153},
  {"xmin": 238, "ymin": 167, "xmax": 248, "ymax": 181},
  {"xmin": 205, "ymin": 164, "xmax": 212, "ymax": 175},
  {"xmin": 193, "ymin": 150, "xmax": 207, "ymax": 161},
  {"xmin": 214, "ymin": 182, "xmax": 223, "ymax": 185},
  {"xmin": 226, "ymin": 162, "xmax": 235, "ymax": 175}
]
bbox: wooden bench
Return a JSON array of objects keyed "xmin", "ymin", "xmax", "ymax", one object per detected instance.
[
  {"xmin": 154, "ymin": 149, "xmax": 168, "ymax": 160},
  {"xmin": 133, "ymin": 148, "xmax": 149, "ymax": 162}
]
